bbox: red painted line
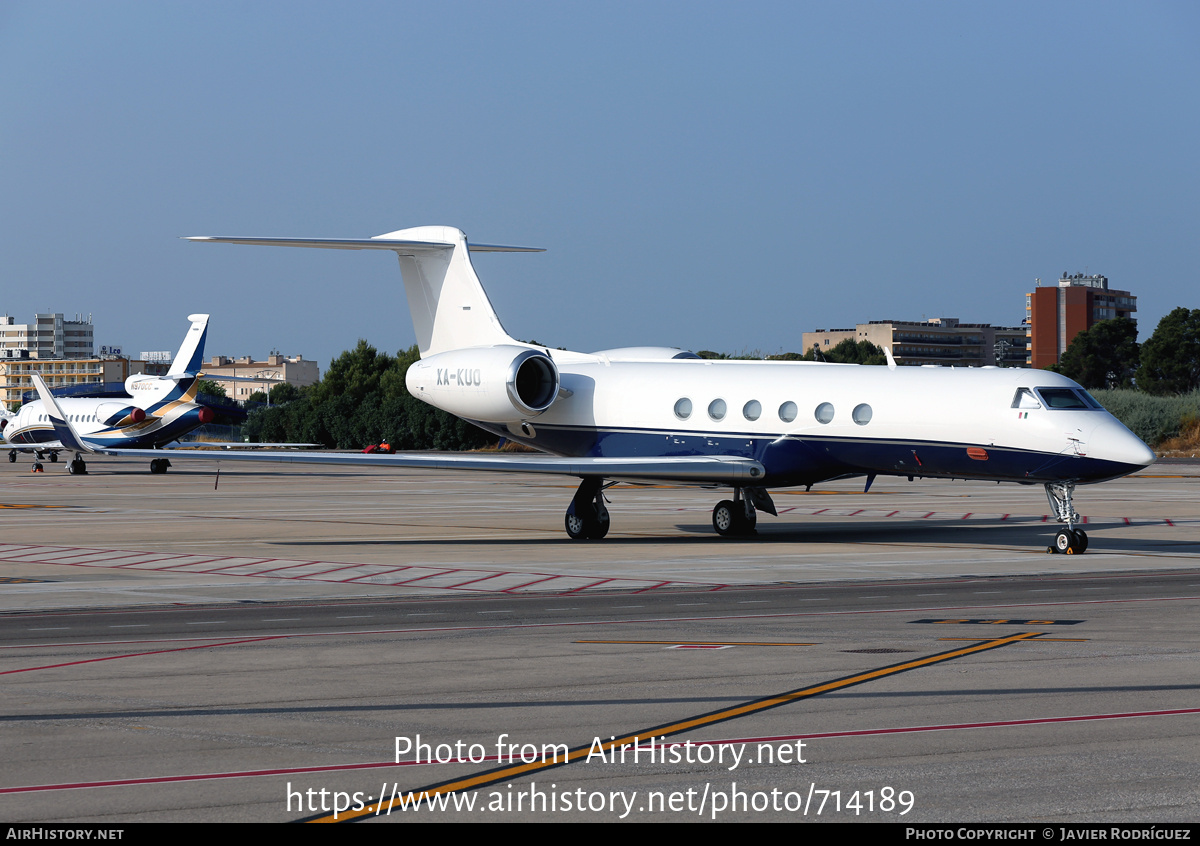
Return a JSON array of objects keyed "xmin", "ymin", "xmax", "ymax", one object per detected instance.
[
  {"xmin": 1042, "ymin": 515, "xmax": 1050, "ymax": 522},
  {"xmin": 248, "ymin": 561, "xmax": 324, "ymax": 575},
  {"xmin": 1000, "ymin": 514, "xmax": 1010, "ymax": 520},
  {"xmin": 1124, "ymin": 517, "xmax": 1131, "ymax": 525},
  {"xmin": 345, "ymin": 567, "xmax": 417, "ymax": 583},
  {"xmin": 632, "ymin": 581, "xmax": 674, "ymax": 594},
  {"xmin": 31, "ymin": 549, "xmax": 129, "ymax": 563},
  {"xmin": 7, "ymin": 707, "xmax": 1196, "ymax": 796},
  {"xmin": 193, "ymin": 559, "xmax": 274, "ymax": 574},
  {"xmin": 962, "ymin": 513, "xmax": 973, "ymax": 520},
  {"xmin": 110, "ymin": 555, "xmax": 188, "ymax": 568},
  {"xmin": 770, "ymin": 706, "xmax": 1200, "ymax": 741},
  {"xmin": 157, "ymin": 557, "xmax": 227, "ymax": 571},
  {"xmin": 62, "ymin": 551, "xmax": 151, "ymax": 566},
  {"xmin": 0, "ymin": 637, "xmax": 281, "ymax": 676},
  {"xmin": 812, "ymin": 508, "xmax": 828, "ymax": 515},
  {"xmin": 389, "ymin": 571, "xmax": 451, "ymax": 586},
  {"xmin": 778, "ymin": 507, "xmax": 796, "ymax": 514},
  {"xmin": 0, "ymin": 759, "xmax": 430, "ymax": 796},
  {"xmin": 922, "ymin": 512, "xmax": 934, "ymax": 519},
  {"xmin": 445, "ymin": 572, "xmax": 510, "ymax": 589},
  {"xmin": 847, "ymin": 509, "xmax": 863, "ymax": 516},
  {"xmin": 302, "ymin": 563, "xmax": 373, "ymax": 579},
  {"xmin": 1165, "ymin": 519, "xmax": 1175, "ymax": 527},
  {"xmin": 563, "ymin": 579, "xmax": 614, "ymax": 595},
  {"xmin": 885, "ymin": 511, "xmax": 899, "ymax": 518},
  {"xmin": 501, "ymin": 576, "xmax": 560, "ymax": 592}
]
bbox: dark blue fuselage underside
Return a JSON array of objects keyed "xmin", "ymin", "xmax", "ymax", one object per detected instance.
[{"xmin": 478, "ymin": 422, "xmax": 1142, "ymax": 487}]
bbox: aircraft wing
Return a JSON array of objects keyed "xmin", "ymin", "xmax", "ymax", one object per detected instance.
[
  {"xmin": 6, "ymin": 440, "xmax": 66, "ymax": 452},
  {"xmin": 89, "ymin": 447, "xmax": 766, "ymax": 484}
]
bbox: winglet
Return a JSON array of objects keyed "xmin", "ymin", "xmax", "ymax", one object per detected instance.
[{"xmin": 31, "ymin": 373, "xmax": 95, "ymax": 454}]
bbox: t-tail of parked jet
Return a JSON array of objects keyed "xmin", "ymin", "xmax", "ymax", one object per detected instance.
[
  {"xmin": 187, "ymin": 228, "xmax": 541, "ymax": 357},
  {"xmin": 124, "ymin": 313, "xmax": 211, "ymax": 410}
]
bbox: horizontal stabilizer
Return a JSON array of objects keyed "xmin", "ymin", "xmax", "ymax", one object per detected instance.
[
  {"xmin": 186, "ymin": 236, "xmax": 543, "ymax": 253},
  {"xmin": 189, "ymin": 226, "xmax": 542, "ymax": 359}
]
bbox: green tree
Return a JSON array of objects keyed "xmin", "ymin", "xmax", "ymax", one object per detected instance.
[
  {"xmin": 803, "ymin": 339, "xmax": 886, "ymax": 365},
  {"xmin": 1054, "ymin": 317, "xmax": 1140, "ymax": 389},
  {"xmin": 268, "ymin": 382, "xmax": 301, "ymax": 404},
  {"xmin": 195, "ymin": 378, "xmax": 227, "ymax": 399},
  {"xmin": 1137, "ymin": 308, "xmax": 1200, "ymax": 395},
  {"xmin": 241, "ymin": 342, "xmax": 492, "ymax": 451},
  {"xmin": 308, "ymin": 340, "xmax": 396, "ymax": 406}
]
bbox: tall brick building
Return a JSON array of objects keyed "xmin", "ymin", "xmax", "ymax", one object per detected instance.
[{"xmin": 1026, "ymin": 274, "xmax": 1136, "ymax": 369}]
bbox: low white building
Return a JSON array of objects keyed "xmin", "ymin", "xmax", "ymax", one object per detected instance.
[{"xmin": 203, "ymin": 354, "xmax": 319, "ymax": 400}]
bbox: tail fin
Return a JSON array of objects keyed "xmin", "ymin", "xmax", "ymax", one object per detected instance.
[
  {"xmin": 168, "ymin": 314, "xmax": 210, "ymax": 376},
  {"xmin": 187, "ymin": 227, "xmax": 542, "ymax": 357}
]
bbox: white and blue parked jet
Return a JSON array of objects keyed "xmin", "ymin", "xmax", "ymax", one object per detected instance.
[
  {"xmin": 5, "ymin": 314, "xmax": 216, "ymax": 474},
  {"xmin": 47, "ymin": 226, "xmax": 1155, "ymax": 553}
]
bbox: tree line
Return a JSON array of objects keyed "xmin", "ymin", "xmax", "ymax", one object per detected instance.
[
  {"xmin": 1053, "ymin": 308, "xmax": 1200, "ymax": 395},
  {"xmin": 241, "ymin": 341, "xmax": 493, "ymax": 451}
]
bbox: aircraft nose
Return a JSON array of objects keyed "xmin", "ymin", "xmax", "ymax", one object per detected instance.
[{"xmin": 1089, "ymin": 418, "xmax": 1156, "ymax": 468}]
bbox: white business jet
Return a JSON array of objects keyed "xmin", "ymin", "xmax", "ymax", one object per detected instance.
[
  {"xmin": 47, "ymin": 226, "xmax": 1154, "ymax": 553},
  {"xmin": 5, "ymin": 314, "xmax": 216, "ymax": 474}
]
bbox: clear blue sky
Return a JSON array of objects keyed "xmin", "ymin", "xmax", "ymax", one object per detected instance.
[{"xmin": 2, "ymin": 1, "xmax": 1196, "ymax": 370}]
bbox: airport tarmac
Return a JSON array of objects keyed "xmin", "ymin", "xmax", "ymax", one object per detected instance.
[{"xmin": 1, "ymin": 455, "xmax": 1198, "ymax": 822}]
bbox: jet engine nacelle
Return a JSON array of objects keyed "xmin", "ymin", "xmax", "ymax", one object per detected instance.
[
  {"xmin": 97, "ymin": 403, "xmax": 148, "ymax": 427},
  {"xmin": 406, "ymin": 345, "xmax": 560, "ymax": 423}
]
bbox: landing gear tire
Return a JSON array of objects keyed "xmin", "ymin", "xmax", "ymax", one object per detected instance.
[
  {"xmin": 1050, "ymin": 528, "xmax": 1087, "ymax": 555},
  {"xmin": 32, "ymin": 462, "xmax": 43, "ymax": 473},
  {"xmin": 713, "ymin": 500, "xmax": 736, "ymax": 536},
  {"xmin": 588, "ymin": 512, "xmax": 610, "ymax": 539},
  {"xmin": 150, "ymin": 458, "xmax": 170, "ymax": 474},
  {"xmin": 8, "ymin": 451, "xmax": 15, "ymax": 463},
  {"xmin": 67, "ymin": 459, "xmax": 87, "ymax": 475},
  {"xmin": 713, "ymin": 501, "xmax": 756, "ymax": 536},
  {"xmin": 565, "ymin": 478, "xmax": 610, "ymax": 540},
  {"xmin": 565, "ymin": 510, "xmax": 609, "ymax": 540},
  {"xmin": 49, "ymin": 453, "xmax": 57, "ymax": 463}
]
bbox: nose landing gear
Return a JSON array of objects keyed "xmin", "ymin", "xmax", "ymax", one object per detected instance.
[{"xmin": 1045, "ymin": 481, "xmax": 1088, "ymax": 554}]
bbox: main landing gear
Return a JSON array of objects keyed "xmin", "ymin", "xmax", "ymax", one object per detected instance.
[
  {"xmin": 150, "ymin": 458, "xmax": 171, "ymax": 474},
  {"xmin": 1045, "ymin": 481, "xmax": 1088, "ymax": 555},
  {"xmin": 562, "ymin": 479, "xmax": 776, "ymax": 540},
  {"xmin": 67, "ymin": 455, "xmax": 88, "ymax": 475},
  {"xmin": 712, "ymin": 496, "xmax": 756, "ymax": 536},
  {"xmin": 565, "ymin": 478, "xmax": 610, "ymax": 539}
]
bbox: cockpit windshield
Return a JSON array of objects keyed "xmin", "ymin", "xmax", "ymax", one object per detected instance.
[{"xmin": 1035, "ymin": 387, "xmax": 1097, "ymax": 410}]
